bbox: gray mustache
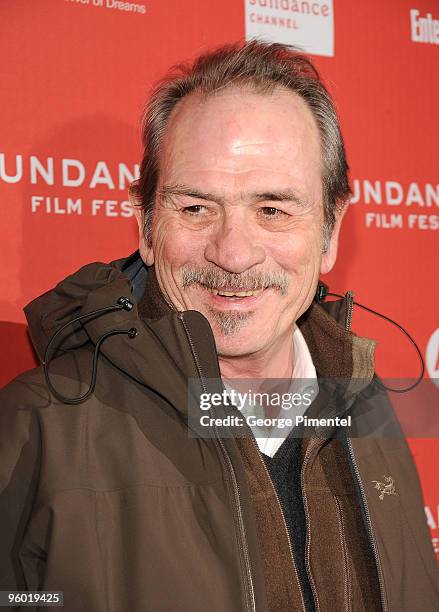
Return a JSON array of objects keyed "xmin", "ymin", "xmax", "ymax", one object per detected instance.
[{"xmin": 181, "ymin": 266, "xmax": 290, "ymax": 296}]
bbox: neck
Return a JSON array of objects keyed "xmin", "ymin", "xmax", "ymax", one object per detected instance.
[{"xmin": 218, "ymin": 332, "xmax": 295, "ymax": 381}]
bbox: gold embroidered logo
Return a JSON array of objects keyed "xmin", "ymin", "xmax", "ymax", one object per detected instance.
[{"xmin": 372, "ymin": 476, "xmax": 397, "ymax": 501}]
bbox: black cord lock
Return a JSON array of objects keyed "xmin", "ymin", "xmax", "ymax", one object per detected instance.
[
  {"xmin": 117, "ymin": 296, "xmax": 134, "ymax": 311},
  {"xmin": 127, "ymin": 328, "xmax": 138, "ymax": 339}
]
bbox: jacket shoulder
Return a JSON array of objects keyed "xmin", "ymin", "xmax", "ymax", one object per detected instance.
[
  {"xmin": 0, "ymin": 364, "xmax": 49, "ymax": 409},
  {"xmin": 0, "ymin": 342, "xmax": 95, "ymax": 410}
]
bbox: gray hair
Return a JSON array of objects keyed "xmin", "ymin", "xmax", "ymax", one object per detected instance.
[{"xmin": 131, "ymin": 40, "xmax": 351, "ymax": 251}]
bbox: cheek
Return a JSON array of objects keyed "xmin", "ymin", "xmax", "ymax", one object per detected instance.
[
  {"xmin": 266, "ymin": 228, "xmax": 322, "ymax": 272},
  {"xmin": 153, "ymin": 219, "xmax": 206, "ymax": 270}
]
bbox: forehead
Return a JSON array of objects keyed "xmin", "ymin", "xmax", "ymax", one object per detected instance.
[{"xmin": 159, "ymin": 85, "xmax": 323, "ymax": 198}]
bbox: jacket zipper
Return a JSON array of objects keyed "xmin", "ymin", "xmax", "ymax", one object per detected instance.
[
  {"xmin": 300, "ymin": 436, "xmax": 322, "ymax": 612},
  {"xmin": 249, "ymin": 436, "xmax": 307, "ymax": 612},
  {"xmin": 345, "ymin": 291, "xmax": 354, "ymax": 332},
  {"xmin": 346, "ymin": 438, "xmax": 388, "ymax": 612},
  {"xmin": 333, "ymin": 495, "xmax": 352, "ymax": 612},
  {"xmin": 343, "ymin": 293, "xmax": 386, "ymax": 609},
  {"xmin": 178, "ymin": 313, "xmax": 256, "ymax": 612}
]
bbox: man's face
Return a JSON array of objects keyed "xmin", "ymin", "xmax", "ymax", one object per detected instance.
[{"xmin": 135, "ymin": 86, "xmax": 345, "ymax": 359}]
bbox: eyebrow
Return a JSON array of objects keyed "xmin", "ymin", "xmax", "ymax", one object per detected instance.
[
  {"xmin": 160, "ymin": 184, "xmax": 222, "ymax": 203},
  {"xmin": 254, "ymin": 190, "xmax": 308, "ymax": 208},
  {"xmin": 160, "ymin": 184, "xmax": 308, "ymax": 208}
]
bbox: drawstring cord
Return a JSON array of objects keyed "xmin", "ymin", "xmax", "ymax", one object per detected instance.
[
  {"xmin": 318, "ymin": 284, "xmax": 424, "ymax": 393},
  {"xmin": 43, "ymin": 297, "xmax": 137, "ymax": 405}
]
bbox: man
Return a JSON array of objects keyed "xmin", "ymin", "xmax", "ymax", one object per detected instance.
[{"xmin": 0, "ymin": 41, "xmax": 438, "ymax": 611}]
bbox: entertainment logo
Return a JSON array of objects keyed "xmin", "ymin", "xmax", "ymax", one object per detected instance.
[{"xmin": 410, "ymin": 8, "xmax": 439, "ymax": 45}]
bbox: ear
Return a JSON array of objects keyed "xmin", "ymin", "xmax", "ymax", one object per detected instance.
[
  {"xmin": 129, "ymin": 182, "xmax": 154, "ymax": 266},
  {"xmin": 320, "ymin": 200, "xmax": 349, "ymax": 275}
]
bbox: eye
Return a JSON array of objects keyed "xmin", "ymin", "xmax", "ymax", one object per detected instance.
[
  {"xmin": 182, "ymin": 204, "xmax": 207, "ymax": 215},
  {"xmin": 259, "ymin": 206, "xmax": 286, "ymax": 218}
]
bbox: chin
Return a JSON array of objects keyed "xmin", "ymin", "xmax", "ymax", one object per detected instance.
[{"xmin": 211, "ymin": 327, "xmax": 262, "ymax": 357}]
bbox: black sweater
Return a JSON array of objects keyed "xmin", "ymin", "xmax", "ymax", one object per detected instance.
[{"xmin": 262, "ymin": 431, "xmax": 316, "ymax": 612}]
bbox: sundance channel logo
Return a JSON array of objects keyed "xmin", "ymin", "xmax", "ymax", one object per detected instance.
[{"xmin": 245, "ymin": 0, "xmax": 334, "ymax": 57}]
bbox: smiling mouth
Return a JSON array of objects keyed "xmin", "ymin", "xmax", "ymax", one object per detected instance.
[{"xmin": 208, "ymin": 288, "xmax": 263, "ymax": 298}]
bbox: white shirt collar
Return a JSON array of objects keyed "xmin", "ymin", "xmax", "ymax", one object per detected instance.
[{"xmin": 223, "ymin": 325, "xmax": 318, "ymax": 458}]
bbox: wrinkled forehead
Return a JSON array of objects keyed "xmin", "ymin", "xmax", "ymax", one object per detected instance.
[{"xmin": 158, "ymin": 86, "xmax": 323, "ymax": 194}]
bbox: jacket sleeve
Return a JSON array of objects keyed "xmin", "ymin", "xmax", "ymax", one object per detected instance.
[{"xmin": 0, "ymin": 379, "xmax": 42, "ymax": 591}]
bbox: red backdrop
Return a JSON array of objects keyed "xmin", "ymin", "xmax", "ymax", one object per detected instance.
[{"xmin": 1, "ymin": 0, "xmax": 438, "ymax": 560}]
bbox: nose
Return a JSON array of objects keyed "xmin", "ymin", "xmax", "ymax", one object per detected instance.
[{"xmin": 204, "ymin": 210, "xmax": 266, "ymax": 273}]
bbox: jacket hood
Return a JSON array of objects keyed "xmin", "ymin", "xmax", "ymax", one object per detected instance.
[
  {"xmin": 25, "ymin": 252, "xmax": 158, "ymax": 361},
  {"xmin": 24, "ymin": 251, "xmax": 377, "ymax": 405}
]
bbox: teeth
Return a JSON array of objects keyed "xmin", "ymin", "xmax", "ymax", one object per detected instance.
[{"xmin": 210, "ymin": 289, "xmax": 256, "ymax": 297}]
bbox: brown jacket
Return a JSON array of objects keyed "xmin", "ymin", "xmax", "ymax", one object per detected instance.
[{"xmin": 0, "ymin": 252, "xmax": 438, "ymax": 611}]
